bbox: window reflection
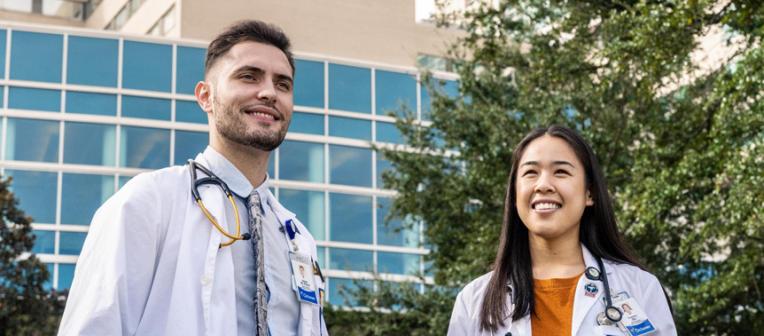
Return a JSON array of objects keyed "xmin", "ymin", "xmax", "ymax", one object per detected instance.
[
  {"xmin": 67, "ymin": 36, "xmax": 118, "ymax": 87},
  {"xmin": 377, "ymin": 197, "xmax": 419, "ymax": 247},
  {"xmin": 66, "ymin": 91, "xmax": 117, "ymax": 116},
  {"xmin": 329, "ymin": 248, "xmax": 372, "ymax": 272},
  {"xmin": 378, "ymin": 252, "xmax": 420, "ymax": 275},
  {"xmin": 329, "ymin": 145, "xmax": 371, "ymax": 187},
  {"xmin": 122, "ymin": 95, "xmax": 171, "ymax": 120},
  {"xmin": 279, "ymin": 189, "xmax": 325, "ymax": 240},
  {"xmin": 9, "ymin": 87, "xmax": 60, "ymax": 112},
  {"xmin": 120, "ymin": 126, "xmax": 170, "ymax": 169},
  {"xmin": 174, "ymin": 130, "xmax": 207, "ymax": 165},
  {"xmin": 329, "ymin": 193, "xmax": 372, "ymax": 244},
  {"xmin": 329, "ymin": 63, "xmax": 371, "ymax": 113},
  {"xmin": 10, "ymin": 31, "xmax": 62, "ymax": 83},
  {"xmin": 6, "ymin": 170, "xmax": 57, "ymax": 224},
  {"xmin": 61, "ymin": 173, "xmax": 115, "ymax": 225},
  {"xmin": 6, "ymin": 118, "xmax": 59, "ymax": 162},
  {"xmin": 328, "ymin": 116, "xmax": 370, "ymax": 140},
  {"xmin": 279, "ymin": 140, "xmax": 324, "ymax": 183},
  {"xmin": 64, "ymin": 122, "xmax": 116, "ymax": 166},
  {"xmin": 59, "ymin": 232, "xmax": 87, "ymax": 255},
  {"xmin": 375, "ymin": 70, "xmax": 416, "ymax": 117},
  {"xmin": 176, "ymin": 46, "xmax": 205, "ymax": 94},
  {"xmin": 122, "ymin": 40, "xmax": 172, "ymax": 92},
  {"xmin": 295, "ymin": 59, "xmax": 324, "ymax": 108}
]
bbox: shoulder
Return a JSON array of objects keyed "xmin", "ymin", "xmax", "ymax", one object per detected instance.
[
  {"xmin": 605, "ymin": 260, "xmax": 661, "ymax": 287},
  {"xmin": 454, "ymin": 272, "xmax": 494, "ymax": 314},
  {"xmin": 100, "ymin": 165, "xmax": 188, "ymax": 213},
  {"xmin": 459, "ymin": 272, "xmax": 494, "ymax": 298}
]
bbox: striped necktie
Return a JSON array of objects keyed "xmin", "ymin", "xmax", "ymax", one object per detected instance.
[{"xmin": 247, "ymin": 191, "xmax": 268, "ymax": 335}]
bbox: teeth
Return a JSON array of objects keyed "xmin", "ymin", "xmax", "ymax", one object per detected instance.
[
  {"xmin": 252, "ymin": 112, "xmax": 275, "ymax": 120},
  {"xmin": 535, "ymin": 202, "xmax": 561, "ymax": 210}
]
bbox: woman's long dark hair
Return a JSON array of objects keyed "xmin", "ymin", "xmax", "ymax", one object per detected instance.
[{"xmin": 478, "ymin": 125, "xmax": 644, "ymax": 332}]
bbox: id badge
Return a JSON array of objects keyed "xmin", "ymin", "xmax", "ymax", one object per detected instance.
[
  {"xmin": 289, "ymin": 251, "xmax": 319, "ymax": 304},
  {"xmin": 613, "ymin": 297, "xmax": 656, "ymax": 336}
]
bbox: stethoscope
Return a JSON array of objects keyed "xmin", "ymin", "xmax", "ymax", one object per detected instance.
[
  {"xmin": 188, "ymin": 159, "xmax": 251, "ymax": 248},
  {"xmin": 585, "ymin": 256, "xmax": 623, "ymax": 324}
]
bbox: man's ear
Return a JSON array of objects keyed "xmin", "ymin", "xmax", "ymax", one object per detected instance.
[
  {"xmin": 586, "ymin": 190, "xmax": 594, "ymax": 206},
  {"xmin": 195, "ymin": 80, "xmax": 214, "ymax": 114}
]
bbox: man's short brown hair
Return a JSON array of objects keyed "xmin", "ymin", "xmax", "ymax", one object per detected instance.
[{"xmin": 204, "ymin": 20, "xmax": 294, "ymax": 77}]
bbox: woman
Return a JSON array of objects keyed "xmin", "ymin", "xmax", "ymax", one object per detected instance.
[{"xmin": 447, "ymin": 125, "xmax": 676, "ymax": 335}]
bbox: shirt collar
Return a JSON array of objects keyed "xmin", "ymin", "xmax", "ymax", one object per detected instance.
[{"xmin": 196, "ymin": 146, "xmax": 271, "ymax": 200}]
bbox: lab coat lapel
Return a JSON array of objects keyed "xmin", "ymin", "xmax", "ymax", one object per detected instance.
[
  {"xmin": 267, "ymin": 190, "xmax": 316, "ymax": 336},
  {"xmin": 195, "ymin": 167, "xmax": 237, "ymax": 336},
  {"xmin": 571, "ymin": 245, "xmax": 605, "ymax": 335}
]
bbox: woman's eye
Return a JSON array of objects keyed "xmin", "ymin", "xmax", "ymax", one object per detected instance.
[
  {"xmin": 522, "ymin": 170, "xmax": 537, "ymax": 177},
  {"xmin": 555, "ymin": 169, "xmax": 570, "ymax": 176}
]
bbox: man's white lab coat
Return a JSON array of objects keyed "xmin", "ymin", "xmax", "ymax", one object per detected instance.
[{"xmin": 58, "ymin": 161, "xmax": 327, "ymax": 336}]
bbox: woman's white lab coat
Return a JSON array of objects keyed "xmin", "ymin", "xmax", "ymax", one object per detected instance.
[
  {"xmin": 58, "ymin": 160, "xmax": 327, "ymax": 336},
  {"xmin": 447, "ymin": 246, "xmax": 677, "ymax": 336}
]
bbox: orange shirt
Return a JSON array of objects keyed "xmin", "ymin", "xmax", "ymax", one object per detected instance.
[{"xmin": 531, "ymin": 273, "xmax": 582, "ymax": 336}]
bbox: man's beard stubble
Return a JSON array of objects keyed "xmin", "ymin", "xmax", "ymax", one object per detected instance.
[{"xmin": 213, "ymin": 99, "xmax": 289, "ymax": 152}]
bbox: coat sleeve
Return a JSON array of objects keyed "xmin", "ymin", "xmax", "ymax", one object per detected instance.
[
  {"xmin": 448, "ymin": 288, "xmax": 473, "ymax": 336},
  {"xmin": 642, "ymin": 273, "xmax": 678, "ymax": 336},
  {"xmin": 58, "ymin": 173, "xmax": 164, "ymax": 336}
]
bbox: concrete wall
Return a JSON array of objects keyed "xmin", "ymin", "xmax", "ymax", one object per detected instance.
[
  {"xmin": 0, "ymin": 10, "xmax": 85, "ymax": 28},
  {"xmin": 179, "ymin": 0, "xmax": 461, "ymax": 68}
]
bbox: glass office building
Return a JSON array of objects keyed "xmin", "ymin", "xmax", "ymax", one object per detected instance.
[{"xmin": 0, "ymin": 24, "xmax": 457, "ymax": 305}]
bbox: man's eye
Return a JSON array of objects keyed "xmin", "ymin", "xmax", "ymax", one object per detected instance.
[{"xmin": 277, "ymin": 81, "xmax": 292, "ymax": 91}]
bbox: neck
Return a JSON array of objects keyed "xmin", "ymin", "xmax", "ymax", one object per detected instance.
[
  {"xmin": 529, "ymin": 232, "xmax": 584, "ymax": 279},
  {"xmin": 210, "ymin": 137, "xmax": 270, "ymax": 188}
]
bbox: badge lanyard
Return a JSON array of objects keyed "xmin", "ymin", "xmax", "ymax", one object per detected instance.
[{"xmin": 280, "ymin": 219, "xmax": 322, "ymax": 305}]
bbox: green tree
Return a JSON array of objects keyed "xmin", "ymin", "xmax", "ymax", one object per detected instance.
[
  {"xmin": 0, "ymin": 176, "xmax": 66, "ymax": 335},
  {"xmin": 326, "ymin": 0, "xmax": 764, "ymax": 334}
]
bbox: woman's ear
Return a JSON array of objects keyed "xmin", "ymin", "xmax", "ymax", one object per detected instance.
[{"xmin": 586, "ymin": 190, "xmax": 594, "ymax": 206}]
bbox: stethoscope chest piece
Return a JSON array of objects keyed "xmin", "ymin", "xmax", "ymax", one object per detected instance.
[
  {"xmin": 605, "ymin": 305, "xmax": 623, "ymax": 322},
  {"xmin": 585, "ymin": 266, "xmax": 601, "ymax": 280}
]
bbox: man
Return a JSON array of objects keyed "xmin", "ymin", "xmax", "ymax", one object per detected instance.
[{"xmin": 59, "ymin": 20, "xmax": 328, "ymax": 336}]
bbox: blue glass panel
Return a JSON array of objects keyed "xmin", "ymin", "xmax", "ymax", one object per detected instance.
[
  {"xmin": 290, "ymin": 112, "xmax": 324, "ymax": 135},
  {"xmin": 122, "ymin": 95, "xmax": 171, "ymax": 120},
  {"xmin": 376, "ymin": 122, "xmax": 403, "ymax": 144},
  {"xmin": 176, "ymin": 100, "xmax": 207, "ymax": 124},
  {"xmin": 328, "ymin": 116, "xmax": 370, "ymax": 140},
  {"xmin": 329, "ymin": 278, "xmax": 371, "ymax": 306},
  {"xmin": 67, "ymin": 36, "xmax": 118, "ymax": 87},
  {"xmin": 378, "ymin": 252, "xmax": 420, "ymax": 275},
  {"xmin": 268, "ymin": 154, "xmax": 274, "ymax": 178},
  {"xmin": 377, "ymin": 197, "xmax": 419, "ymax": 247},
  {"xmin": 120, "ymin": 126, "xmax": 170, "ymax": 169},
  {"xmin": 59, "ymin": 232, "xmax": 87, "ymax": 255},
  {"xmin": 421, "ymin": 79, "xmax": 458, "ymax": 121},
  {"xmin": 295, "ymin": 59, "xmax": 324, "ymax": 108},
  {"xmin": 61, "ymin": 173, "xmax": 115, "ymax": 225},
  {"xmin": 329, "ymin": 145, "xmax": 372, "ymax": 187},
  {"xmin": 32, "ymin": 230, "xmax": 55, "ymax": 254},
  {"xmin": 58, "ymin": 263, "xmax": 76, "ymax": 289},
  {"xmin": 376, "ymin": 153, "xmax": 394, "ymax": 189},
  {"xmin": 8, "ymin": 87, "xmax": 60, "ymax": 112},
  {"xmin": 122, "ymin": 40, "xmax": 172, "ymax": 92},
  {"xmin": 317, "ymin": 246, "xmax": 327, "ymax": 269},
  {"xmin": 6, "ymin": 118, "xmax": 59, "ymax": 162},
  {"xmin": 118, "ymin": 175, "xmax": 133, "ymax": 189},
  {"xmin": 376, "ymin": 70, "xmax": 416, "ymax": 117},
  {"xmin": 279, "ymin": 189, "xmax": 325, "ymax": 240},
  {"xmin": 0, "ymin": 86, "xmax": 4, "ymax": 107},
  {"xmin": 329, "ymin": 248, "xmax": 372, "ymax": 272},
  {"xmin": 176, "ymin": 46, "xmax": 206, "ymax": 94},
  {"xmin": 0, "ymin": 29, "xmax": 5, "ymax": 78},
  {"xmin": 174, "ymin": 130, "xmax": 207, "ymax": 165},
  {"xmin": 329, "ymin": 64, "xmax": 371, "ymax": 113},
  {"xmin": 10, "ymin": 31, "xmax": 62, "ymax": 83},
  {"xmin": 279, "ymin": 140, "xmax": 324, "ymax": 183},
  {"xmin": 329, "ymin": 193, "xmax": 372, "ymax": 244},
  {"xmin": 66, "ymin": 91, "xmax": 117, "ymax": 116},
  {"xmin": 43, "ymin": 263, "xmax": 53, "ymax": 290},
  {"xmin": 64, "ymin": 122, "xmax": 116, "ymax": 166},
  {"xmin": 6, "ymin": 170, "xmax": 57, "ymax": 224}
]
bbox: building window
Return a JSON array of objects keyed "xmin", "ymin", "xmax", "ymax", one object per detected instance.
[
  {"xmin": 295, "ymin": 59, "xmax": 325, "ymax": 108},
  {"xmin": 279, "ymin": 140, "xmax": 324, "ymax": 183},
  {"xmin": 329, "ymin": 64, "xmax": 371, "ymax": 113},
  {"xmin": 5, "ymin": 170, "xmax": 58, "ymax": 224},
  {"xmin": 105, "ymin": 0, "xmax": 147, "ymax": 30},
  {"xmin": 147, "ymin": 5, "xmax": 177, "ymax": 37},
  {"xmin": 279, "ymin": 189, "xmax": 325, "ymax": 241},
  {"xmin": 61, "ymin": 173, "xmax": 115, "ymax": 225},
  {"xmin": 63, "ymin": 122, "xmax": 116, "ymax": 166},
  {"xmin": 329, "ymin": 145, "xmax": 372, "ymax": 187},
  {"xmin": 122, "ymin": 40, "xmax": 173, "ymax": 92},
  {"xmin": 5, "ymin": 118, "xmax": 60, "ymax": 163},
  {"xmin": 120, "ymin": 126, "xmax": 171, "ymax": 169},
  {"xmin": 67, "ymin": 35, "xmax": 119, "ymax": 87},
  {"xmin": 329, "ymin": 193, "xmax": 372, "ymax": 244},
  {"xmin": 10, "ymin": 31, "xmax": 63, "ymax": 83}
]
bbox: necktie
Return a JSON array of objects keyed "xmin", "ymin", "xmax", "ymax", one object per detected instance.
[{"xmin": 247, "ymin": 191, "xmax": 268, "ymax": 335}]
